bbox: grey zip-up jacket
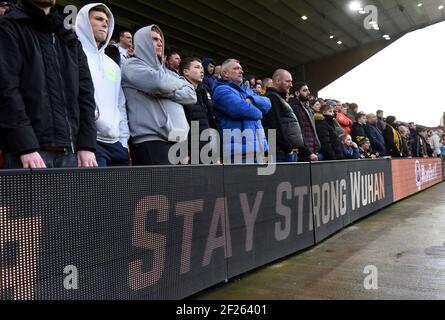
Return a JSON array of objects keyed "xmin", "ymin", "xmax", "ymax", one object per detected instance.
[{"xmin": 122, "ymin": 25, "xmax": 196, "ymax": 144}]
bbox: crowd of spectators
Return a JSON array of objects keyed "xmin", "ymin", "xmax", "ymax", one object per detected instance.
[{"xmin": 1, "ymin": 1, "xmax": 444, "ymax": 169}]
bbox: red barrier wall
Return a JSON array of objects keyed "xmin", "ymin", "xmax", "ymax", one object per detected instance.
[{"xmin": 392, "ymin": 158, "xmax": 443, "ymax": 202}]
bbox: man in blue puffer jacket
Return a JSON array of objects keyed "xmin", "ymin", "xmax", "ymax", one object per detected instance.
[{"xmin": 212, "ymin": 59, "xmax": 271, "ymax": 164}]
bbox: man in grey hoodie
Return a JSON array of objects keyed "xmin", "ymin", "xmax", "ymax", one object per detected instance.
[{"xmin": 122, "ymin": 25, "xmax": 196, "ymax": 165}]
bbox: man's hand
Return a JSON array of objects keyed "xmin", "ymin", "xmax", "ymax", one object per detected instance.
[
  {"xmin": 127, "ymin": 46, "xmax": 134, "ymax": 57},
  {"xmin": 20, "ymin": 152, "xmax": 46, "ymax": 169},
  {"xmin": 246, "ymin": 98, "xmax": 253, "ymax": 105},
  {"xmin": 351, "ymin": 142, "xmax": 358, "ymax": 149},
  {"xmin": 309, "ymin": 154, "xmax": 318, "ymax": 161},
  {"xmin": 77, "ymin": 151, "xmax": 98, "ymax": 168}
]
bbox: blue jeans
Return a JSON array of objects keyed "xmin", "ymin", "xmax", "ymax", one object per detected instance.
[
  {"xmin": 3, "ymin": 150, "xmax": 77, "ymax": 169},
  {"xmin": 228, "ymin": 154, "xmax": 261, "ymax": 164},
  {"xmin": 274, "ymin": 151, "xmax": 298, "ymax": 163},
  {"xmin": 96, "ymin": 141, "xmax": 129, "ymax": 167}
]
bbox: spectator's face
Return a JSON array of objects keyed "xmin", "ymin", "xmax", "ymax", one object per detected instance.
[
  {"xmin": 362, "ymin": 141, "xmax": 371, "ymax": 150},
  {"xmin": 89, "ymin": 11, "xmax": 109, "ymax": 46},
  {"xmin": 214, "ymin": 65, "xmax": 222, "ymax": 77},
  {"xmin": 224, "ymin": 61, "xmax": 244, "ymax": 84},
  {"xmin": 255, "ymin": 84, "xmax": 262, "ymax": 92},
  {"xmin": 32, "ymin": 0, "xmax": 56, "ymax": 8},
  {"xmin": 120, "ymin": 32, "xmax": 133, "ymax": 48},
  {"xmin": 263, "ymin": 79, "xmax": 273, "ymax": 89},
  {"xmin": 207, "ymin": 63, "xmax": 215, "ymax": 75},
  {"xmin": 401, "ymin": 129, "xmax": 409, "ymax": 138},
  {"xmin": 343, "ymin": 135, "xmax": 353, "ymax": 146},
  {"xmin": 377, "ymin": 111, "xmax": 383, "ymax": 118},
  {"xmin": 0, "ymin": 5, "xmax": 8, "ymax": 16},
  {"xmin": 298, "ymin": 85, "xmax": 310, "ymax": 101},
  {"xmin": 257, "ymin": 80, "xmax": 263, "ymax": 85},
  {"xmin": 358, "ymin": 116, "xmax": 367, "ymax": 125},
  {"xmin": 367, "ymin": 115, "xmax": 377, "ymax": 125},
  {"xmin": 410, "ymin": 123, "xmax": 416, "ymax": 130},
  {"xmin": 323, "ymin": 108, "xmax": 334, "ymax": 117},
  {"xmin": 168, "ymin": 53, "xmax": 181, "ymax": 70},
  {"xmin": 276, "ymin": 72, "xmax": 293, "ymax": 94},
  {"xmin": 312, "ymin": 101, "xmax": 321, "ymax": 113},
  {"xmin": 151, "ymin": 31, "xmax": 164, "ymax": 60},
  {"xmin": 250, "ymin": 78, "xmax": 256, "ymax": 86},
  {"xmin": 183, "ymin": 60, "xmax": 204, "ymax": 84}
]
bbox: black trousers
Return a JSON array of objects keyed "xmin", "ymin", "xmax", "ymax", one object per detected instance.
[{"xmin": 130, "ymin": 141, "xmax": 175, "ymax": 166}]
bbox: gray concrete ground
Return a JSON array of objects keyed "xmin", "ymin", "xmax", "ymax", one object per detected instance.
[{"xmin": 195, "ymin": 182, "xmax": 445, "ymax": 300}]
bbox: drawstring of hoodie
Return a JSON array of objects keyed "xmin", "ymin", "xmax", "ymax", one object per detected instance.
[{"xmin": 99, "ymin": 50, "xmax": 105, "ymax": 78}]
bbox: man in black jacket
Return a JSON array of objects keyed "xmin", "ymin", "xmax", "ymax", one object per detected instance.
[
  {"xmin": 263, "ymin": 69, "xmax": 303, "ymax": 162},
  {"xmin": 351, "ymin": 112, "xmax": 368, "ymax": 143},
  {"xmin": 412, "ymin": 127, "xmax": 433, "ymax": 158},
  {"xmin": 383, "ymin": 116, "xmax": 402, "ymax": 158},
  {"xmin": 408, "ymin": 122, "xmax": 417, "ymax": 155},
  {"xmin": 314, "ymin": 104, "xmax": 344, "ymax": 161},
  {"xmin": 180, "ymin": 57, "xmax": 219, "ymax": 164},
  {"xmin": 0, "ymin": 0, "xmax": 97, "ymax": 169}
]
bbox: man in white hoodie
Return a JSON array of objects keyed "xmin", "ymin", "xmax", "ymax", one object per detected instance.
[{"xmin": 76, "ymin": 4, "xmax": 129, "ymax": 167}]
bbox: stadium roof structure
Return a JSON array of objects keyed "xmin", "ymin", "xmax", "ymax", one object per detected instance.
[{"xmin": 61, "ymin": 0, "xmax": 445, "ymax": 85}]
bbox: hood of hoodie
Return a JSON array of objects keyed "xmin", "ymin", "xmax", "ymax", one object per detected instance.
[
  {"xmin": 133, "ymin": 25, "xmax": 165, "ymax": 70},
  {"xmin": 202, "ymin": 58, "xmax": 215, "ymax": 77},
  {"xmin": 76, "ymin": 3, "xmax": 114, "ymax": 55}
]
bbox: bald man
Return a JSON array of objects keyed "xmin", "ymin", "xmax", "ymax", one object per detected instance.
[{"xmin": 263, "ymin": 69, "xmax": 303, "ymax": 163}]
